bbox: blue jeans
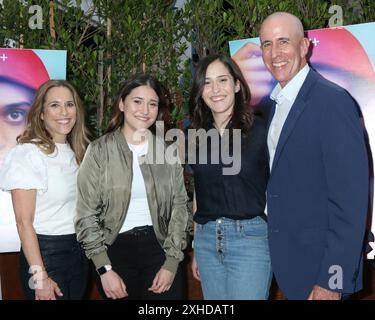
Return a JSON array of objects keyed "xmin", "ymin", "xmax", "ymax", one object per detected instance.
[
  {"xmin": 194, "ymin": 216, "xmax": 272, "ymax": 300},
  {"xmin": 20, "ymin": 233, "xmax": 89, "ymax": 300}
]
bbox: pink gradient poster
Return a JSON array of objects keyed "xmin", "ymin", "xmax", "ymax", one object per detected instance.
[{"xmin": 0, "ymin": 48, "xmax": 67, "ymax": 252}]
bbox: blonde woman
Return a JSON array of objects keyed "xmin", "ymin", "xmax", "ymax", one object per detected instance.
[{"xmin": 0, "ymin": 80, "xmax": 90, "ymax": 300}]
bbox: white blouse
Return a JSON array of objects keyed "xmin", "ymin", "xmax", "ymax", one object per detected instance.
[{"xmin": 0, "ymin": 143, "xmax": 78, "ymax": 235}]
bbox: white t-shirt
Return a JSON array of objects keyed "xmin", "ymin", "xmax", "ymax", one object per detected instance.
[
  {"xmin": 119, "ymin": 141, "xmax": 152, "ymax": 233},
  {"xmin": 0, "ymin": 143, "xmax": 78, "ymax": 235}
]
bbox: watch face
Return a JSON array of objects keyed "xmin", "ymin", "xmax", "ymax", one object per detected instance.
[
  {"xmin": 97, "ymin": 265, "xmax": 112, "ymax": 275},
  {"xmin": 97, "ymin": 266, "xmax": 107, "ymax": 275}
]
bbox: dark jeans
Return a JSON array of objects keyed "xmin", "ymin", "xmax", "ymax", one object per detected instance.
[
  {"xmin": 20, "ymin": 233, "xmax": 89, "ymax": 300},
  {"xmin": 94, "ymin": 226, "xmax": 186, "ymax": 300}
]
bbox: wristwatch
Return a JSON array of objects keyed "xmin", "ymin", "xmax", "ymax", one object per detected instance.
[{"xmin": 97, "ymin": 264, "xmax": 112, "ymax": 275}]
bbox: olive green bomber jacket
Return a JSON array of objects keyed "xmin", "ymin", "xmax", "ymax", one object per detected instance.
[{"xmin": 74, "ymin": 128, "xmax": 191, "ymax": 275}]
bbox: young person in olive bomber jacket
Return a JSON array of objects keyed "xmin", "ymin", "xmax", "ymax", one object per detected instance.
[{"xmin": 75, "ymin": 74, "xmax": 192, "ymax": 300}]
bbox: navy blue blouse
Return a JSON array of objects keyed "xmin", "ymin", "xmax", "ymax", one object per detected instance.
[{"xmin": 190, "ymin": 115, "xmax": 269, "ymax": 224}]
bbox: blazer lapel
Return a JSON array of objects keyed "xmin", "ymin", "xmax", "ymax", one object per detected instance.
[
  {"xmin": 271, "ymin": 69, "xmax": 319, "ymax": 172},
  {"xmin": 271, "ymin": 99, "xmax": 306, "ymax": 172}
]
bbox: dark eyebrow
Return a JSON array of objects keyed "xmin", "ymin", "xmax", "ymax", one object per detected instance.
[
  {"xmin": 1, "ymin": 102, "xmax": 31, "ymax": 112},
  {"xmin": 132, "ymin": 96, "xmax": 159, "ymax": 102},
  {"xmin": 205, "ymin": 74, "xmax": 231, "ymax": 79}
]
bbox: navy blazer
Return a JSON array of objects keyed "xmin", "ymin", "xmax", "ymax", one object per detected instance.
[{"xmin": 267, "ymin": 69, "xmax": 369, "ymax": 299}]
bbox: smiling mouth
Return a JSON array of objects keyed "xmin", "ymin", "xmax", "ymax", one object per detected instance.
[
  {"xmin": 135, "ymin": 116, "xmax": 150, "ymax": 121},
  {"xmin": 272, "ymin": 61, "xmax": 287, "ymax": 68},
  {"xmin": 211, "ymin": 96, "xmax": 226, "ymax": 102},
  {"xmin": 56, "ymin": 119, "xmax": 71, "ymax": 125}
]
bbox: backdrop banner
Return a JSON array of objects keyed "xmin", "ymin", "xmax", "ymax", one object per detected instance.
[{"xmin": 0, "ymin": 48, "xmax": 67, "ymax": 253}]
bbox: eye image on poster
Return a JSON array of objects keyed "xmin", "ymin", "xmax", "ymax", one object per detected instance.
[
  {"xmin": 229, "ymin": 22, "xmax": 375, "ymax": 256},
  {"xmin": 0, "ymin": 48, "xmax": 67, "ymax": 252}
]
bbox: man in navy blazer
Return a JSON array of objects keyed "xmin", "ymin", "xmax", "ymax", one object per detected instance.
[{"xmin": 260, "ymin": 12, "xmax": 369, "ymax": 299}]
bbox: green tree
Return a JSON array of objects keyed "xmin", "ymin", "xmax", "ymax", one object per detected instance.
[{"xmin": 1, "ymin": 0, "xmax": 375, "ymax": 136}]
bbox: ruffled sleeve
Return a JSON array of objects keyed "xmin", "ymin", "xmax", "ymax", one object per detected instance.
[{"xmin": 0, "ymin": 143, "xmax": 48, "ymax": 194}]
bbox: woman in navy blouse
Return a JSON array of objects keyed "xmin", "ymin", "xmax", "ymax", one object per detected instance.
[{"xmin": 189, "ymin": 54, "xmax": 272, "ymax": 300}]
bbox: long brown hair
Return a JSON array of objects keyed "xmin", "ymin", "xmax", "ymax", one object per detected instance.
[
  {"xmin": 106, "ymin": 74, "xmax": 171, "ymax": 134},
  {"xmin": 189, "ymin": 54, "xmax": 253, "ymax": 133},
  {"xmin": 17, "ymin": 80, "xmax": 90, "ymax": 164}
]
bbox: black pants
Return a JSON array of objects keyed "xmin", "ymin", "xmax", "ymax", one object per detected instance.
[
  {"xmin": 20, "ymin": 233, "xmax": 89, "ymax": 300},
  {"xmin": 94, "ymin": 226, "xmax": 186, "ymax": 300}
]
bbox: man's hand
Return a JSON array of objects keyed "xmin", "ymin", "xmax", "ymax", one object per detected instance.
[
  {"xmin": 307, "ymin": 285, "xmax": 342, "ymax": 300},
  {"xmin": 101, "ymin": 270, "xmax": 128, "ymax": 299}
]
